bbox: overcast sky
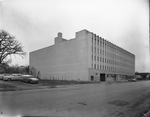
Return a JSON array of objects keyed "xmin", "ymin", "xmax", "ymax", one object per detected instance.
[{"xmin": 0, "ymin": 0, "xmax": 149, "ymax": 72}]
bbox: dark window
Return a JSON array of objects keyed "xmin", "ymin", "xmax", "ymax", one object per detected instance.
[
  {"xmin": 94, "ymin": 64, "xmax": 96, "ymax": 69},
  {"xmin": 91, "ymin": 76, "xmax": 94, "ymax": 81}
]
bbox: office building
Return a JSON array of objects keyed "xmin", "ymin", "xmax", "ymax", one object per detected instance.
[{"xmin": 30, "ymin": 29, "xmax": 135, "ymax": 81}]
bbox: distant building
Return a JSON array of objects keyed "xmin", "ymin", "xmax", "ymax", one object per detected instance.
[
  {"xmin": 30, "ymin": 29, "xmax": 135, "ymax": 81},
  {"xmin": 135, "ymin": 72, "xmax": 150, "ymax": 80}
]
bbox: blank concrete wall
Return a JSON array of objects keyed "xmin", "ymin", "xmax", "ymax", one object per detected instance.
[{"xmin": 30, "ymin": 37, "xmax": 89, "ymax": 80}]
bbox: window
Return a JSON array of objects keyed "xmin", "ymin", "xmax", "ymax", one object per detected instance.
[
  {"xmin": 94, "ymin": 64, "xmax": 96, "ymax": 69},
  {"xmin": 97, "ymin": 40, "xmax": 99, "ymax": 46}
]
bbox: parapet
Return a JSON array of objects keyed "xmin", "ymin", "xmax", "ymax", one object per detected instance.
[
  {"xmin": 75, "ymin": 29, "xmax": 89, "ymax": 38},
  {"xmin": 54, "ymin": 29, "xmax": 90, "ymax": 44},
  {"xmin": 55, "ymin": 32, "xmax": 67, "ymax": 44}
]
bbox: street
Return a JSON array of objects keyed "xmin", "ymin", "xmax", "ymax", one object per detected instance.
[{"xmin": 0, "ymin": 81, "xmax": 150, "ymax": 117}]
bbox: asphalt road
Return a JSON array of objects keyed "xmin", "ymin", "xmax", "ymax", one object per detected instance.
[{"xmin": 0, "ymin": 81, "xmax": 150, "ymax": 117}]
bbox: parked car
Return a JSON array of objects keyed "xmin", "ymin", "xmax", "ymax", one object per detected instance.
[
  {"xmin": 21, "ymin": 75, "xmax": 39, "ymax": 84},
  {"xmin": 3, "ymin": 74, "xmax": 22, "ymax": 81},
  {"xmin": 0, "ymin": 74, "xmax": 5, "ymax": 80},
  {"xmin": 128, "ymin": 78, "xmax": 137, "ymax": 82},
  {"xmin": 135, "ymin": 75, "xmax": 142, "ymax": 80}
]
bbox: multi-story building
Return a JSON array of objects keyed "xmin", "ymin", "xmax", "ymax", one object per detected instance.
[{"xmin": 30, "ymin": 29, "xmax": 135, "ymax": 81}]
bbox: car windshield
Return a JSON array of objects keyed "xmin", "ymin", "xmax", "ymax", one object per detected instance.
[
  {"xmin": 12, "ymin": 74, "xmax": 22, "ymax": 76},
  {"xmin": 30, "ymin": 78, "xmax": 38, "ymax": 80},
  {"xmin": 22, "ymin": 75, "xmax": 33, "ymax": 77}
]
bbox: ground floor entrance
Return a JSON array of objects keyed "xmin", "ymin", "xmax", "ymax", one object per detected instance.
[
  {"xmin": 100, "ymin": 73, "xmax": 105, "ymax": 81},
  {"xmin": 91, "ymin": 76, "xmax": 94, "ymax": 81}
]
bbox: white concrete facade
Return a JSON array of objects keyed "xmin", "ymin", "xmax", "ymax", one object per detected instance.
[{"xmin": 30, "ymin": 29, "xmax": 135, "ymax": 81}]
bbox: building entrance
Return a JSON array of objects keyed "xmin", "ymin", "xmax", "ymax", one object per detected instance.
[
  {"xmin": 100, "ymin": 74, "xmax": 105, "ymax": 81},
  {"xmin": 91, "ymin": 76, "xmax": 94, "ymax": 81}
]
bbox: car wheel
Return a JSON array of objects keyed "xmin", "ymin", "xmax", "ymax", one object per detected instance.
[
  {"xmin": 27, "ymin": 80, "xmax": 31, "ymax": 83},
  {"xmin": 8, "ymin": 78, "xmax": 11, "ymax": 81}
]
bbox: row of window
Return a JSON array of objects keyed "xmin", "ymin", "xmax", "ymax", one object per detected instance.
[
  {"xmin": 92, "ymin": 51, "xmax": 134, "ymax": 63},
  {"xmin": 92, "ymin": 64, "xmax": 134, "ymax": 72},
  {"xmin": 92, "ymin": 55, "xmax": 134, "ymax": 66},
  {"xmin": 92, "ymin": 47, "xmax": 134, "ymax": 61},
  {"xmin": 91, "ymin": 36, "xmax": 134, "ymax": 58}
]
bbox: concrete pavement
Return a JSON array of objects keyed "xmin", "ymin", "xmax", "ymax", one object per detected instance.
[{"xmin": 0, "ymin": 81, "xmax": 150, "ymax": 117}]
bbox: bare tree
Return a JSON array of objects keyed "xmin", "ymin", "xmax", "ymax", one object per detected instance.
[{"xmin": 0, "ymin": 30, "xmax": 26, "ymax": 64}]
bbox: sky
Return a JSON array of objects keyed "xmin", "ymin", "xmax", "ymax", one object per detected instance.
[{"xmin": 0, "ymin": 0, "xmax": 149, "ymax": 72}]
